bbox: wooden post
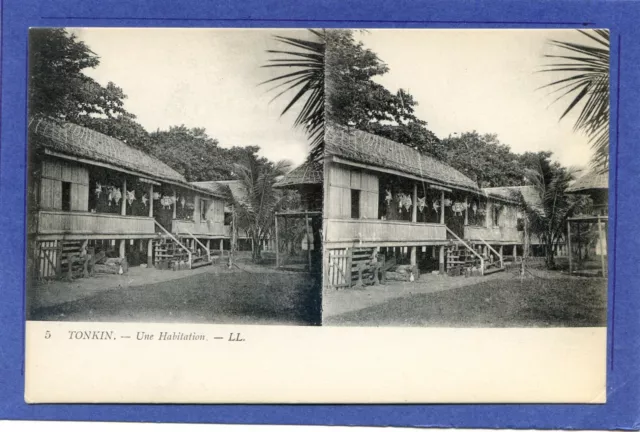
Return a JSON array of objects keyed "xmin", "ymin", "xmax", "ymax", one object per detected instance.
[
  {"xmin": 513, "ymin": 244, "xmax": 517, "ymax": 260},
  {"xmin": 304, "ymin": 211, "xmax": 311, "ymax": 271},
  {"xmin": 597, "ymin": 216, "xmax": 606, "ymax": 277},
  {"xmin": 121, "ymin": 178, "xmax": 127, "ymax": 216},
  {"xmin": 147, "ymin": 239, "xmax": 153, "ymax": 267},
  {"xmin": 411, "ymin": 183, "xmax": 418, "ymax": 266},
  {"xmin": 464, "ymin": 196, "xmax": 468, "ymax": 226},
  {"xmin": 275, "ymin": 214, "xmax": 279, "ymax": 268},
  {"xmin": 219, "ymin": 238, "xmax": 224, "ymax": 256},
  {"xmin": 439, "ymin": 245, "xmax": 445, "ymax": 274},
  {"xmin": 486, "ymin": 201, "xmax": 491, "ymax": 228},
  {"xmin": 119, "ymin": 239, "xmax": 126, "ymax": 259},
  {"xmin": 567, "ymin": 220, "xmax": 572, "ymax": 275},
  {"xmin": 440, "ymin": 190, "xmax": 445, "ymax": 225},
  {"xmin": 172, "ymin": 189, "xmax": 177, "ymax": 220},
  {"xmin": 56, "ymin": 240, "xmax": 62, "ymax": 277},
  {"xmin": 148, "ymin": 184, "xmax": 154, "ymax": 218}
]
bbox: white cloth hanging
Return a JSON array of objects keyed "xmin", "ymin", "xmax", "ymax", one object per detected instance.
[{"xmin": 126, "ymin": 190, "xmax": 136, "ymax": 205}]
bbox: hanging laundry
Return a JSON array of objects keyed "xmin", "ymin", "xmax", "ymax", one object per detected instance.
[
  {"xmin": 160, "ymin": 195, "xmax": 173, "ymax": 209},
  {"xmin": 141, "ymin": 194, "xmax": 148, "ymax": 208},
  {"xmin": 444, "ymin": 198, "xmax": 452, "ymax": 207},
  {"xmin": 452, "ymin": 202, "xmax": 465, "ymax": 216},
  {"xmin": 417, "ymin": 196, "xmax": 426, "ymax": 212},
  {"xmin": 472, "ymin": 202, "xmax": 478, "ymax": 215},
  {"xmin": 112, "ymin": 188, "xmax": 122, "ymax": 206},
  {"xmin": 402, "ymin": 194, "xmax": 412, "ymax": 212},
  {"xmin": 385, "ymin": 189, "xmax": 392, "ymax": 205},
  {"xmin": 107, "ymin": 187, "xmax": 114, "ymax": 206},
  {"xmin": 180, "ymin": 196, "xmax": 186, "ymax": 208},
  {"xmin": 95, "ymin": 182, "xmax": 102, "ymax": 198},
  {"xmin": 153, "ymin": 192, "xmax": 161, "ymax": 200},
  {"xmin": 397, "ymin": 193, "xmax": 405, "ymax": 212},
  {"xmin": 126, "ymin": 190, "xmax": 136, "ymax": 205},
  {"xmin": 433, "ymin": 199, "xmax": 439, "ymax": 213}
]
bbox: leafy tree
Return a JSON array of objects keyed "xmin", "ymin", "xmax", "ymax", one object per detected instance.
[
  {"xmin": 262, "ymin": 29, "xmax": 325, "ymax": 161},
  {"xmin": 29, "ymin": 28, "xmax": 150, "ymax": 147},
  {"xmin": 540, "ymin": 29, "xmax": 610, "ymax": 173},
  {"xmin": 512, "ymin": 153, "xmax": 590, "ymax": 269},
  {"xmin": 325, "ymin": 29, "xmax": 440, "ymax": 155},
  {"xmin": 218, "ymin": 156, "xmax": 292, "ymax": 262},
  {"xmin": 439, "ymin": 132, "xmax": 526, "ymax": 187}
]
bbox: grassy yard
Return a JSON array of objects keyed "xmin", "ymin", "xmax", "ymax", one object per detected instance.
[
  {"xmin": 30, "ymin": 270, "xmax": 321, "ymax": 326},
  {"xmin": 324, "ymin": 276, "xmax": 607, "ymax": 327}
]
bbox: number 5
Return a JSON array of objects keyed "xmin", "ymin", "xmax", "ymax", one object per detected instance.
[{"xmin": 45, "ymin": 330, "xmax": 51, "ymax": 339}]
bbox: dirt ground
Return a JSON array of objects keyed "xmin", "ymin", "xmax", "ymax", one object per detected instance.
[
  {"xmin": 323, "ymin": 270, "xmax": 607, "ymax": 327},
  {"xmin": 28, "ymin": 264, "xmax": 321, "ymax": 326}
]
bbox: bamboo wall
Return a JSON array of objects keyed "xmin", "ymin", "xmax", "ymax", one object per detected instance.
[
  {"xmin": 172, "ymin": 195, "xmax": 226, "ymax": 236},
  {"xmin": 327, "ymin": 164, "xmax": 379, "ymax": 219},
  {"xmin": 40, "ymin": 159, "xmax": 89, "ymax": 211}
]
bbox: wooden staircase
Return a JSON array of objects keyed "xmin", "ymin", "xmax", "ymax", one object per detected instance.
[
  {"xmin": 152, "ymin": 234, "xmax": 212, "ymax": 270},
  {"xmin": 445, "ymin": 239, "xmax": 505, "ymax": 276},
  {"xmin": 445, "ymin": 242, "xmax": 482, "ymax": 274},
  {"xmin": 153, "ymin": 236, "xmax": 189, "ymax": 269}
]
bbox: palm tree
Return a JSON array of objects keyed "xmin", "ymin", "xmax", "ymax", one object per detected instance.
[
  {"xmin": 261, "ymin": 29, "xmax": 325, "ymax": 162},
  {"xmin": 218, "ymin": 157, "xmax": 292, "ymax": 263},
  {"xmin": 513, "ymin": 157, "xmax": 590, "ymax": 269},
  {"xmin": 540, "ymin": 29, "xmax": 610, "ymax": 173}
]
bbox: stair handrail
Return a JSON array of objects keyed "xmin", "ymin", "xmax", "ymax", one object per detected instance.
[
  {"xmin": 445, "ymin": 226, "xmax": 484, "ymax": 276},
  {"xmin": 154, "ymin": 220, "xmax": 192, "ymax": 268},
  {"xmin": 477, "ymin": 237, "xmax": 504, "ymax": 268},
  {"xmin": 180, "ymin": 228, "xmax": 211, "ymax": 262}
]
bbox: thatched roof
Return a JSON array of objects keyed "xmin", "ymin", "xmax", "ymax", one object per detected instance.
[
  {"xmin": 483, "ymin": 185, "xmax": 543, "ymax": 213},
  {"xmin": 325, "ymin": 122, "xmax": 479, "ymax": 192},
  {"xmin": 273, "ymin": 161, "xmax": 323, "ymax": 189},
  {"xmin": 30, "ymin": 118, "xmax": 226, "ymax": 197},
  {"xmin": 30, "ymin": 117, "xmax": 186, "ymax": 183},
  {"xmin": 190, "ymin": 180, "xmax": 247, "ymax": 202},
  {"xmin": 567, "ymin": 171, "xmax": 608, "ymax": 193}
]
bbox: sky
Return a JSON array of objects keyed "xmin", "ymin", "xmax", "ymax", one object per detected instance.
[
  {"xmin": 71, "ymin": 28, "xmax": 602, "ymax": 169},
  {"xmin": 356, "ymin": 29, "xmax": 601, "ymax": 168},
  {"xmin": 70, "ymin": 28, "xmax": 313, "ymax": 166}
]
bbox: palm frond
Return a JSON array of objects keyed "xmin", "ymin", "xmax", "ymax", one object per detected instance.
[
  {"xmin": 262, "ymin": 29, "xmax": 326, "ymax": 162},
  {"xmin": 541, "ymin": 29, "xmax": 610, "ymax": 173}
]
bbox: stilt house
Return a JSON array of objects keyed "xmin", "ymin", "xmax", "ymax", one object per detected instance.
[
  {"xmin": 28, "ymin": 118, "xmax": 229, "ymax": 279},
  {"xmin": 321, "ymin": 123, "xmax": 530, "ymax": 288}
]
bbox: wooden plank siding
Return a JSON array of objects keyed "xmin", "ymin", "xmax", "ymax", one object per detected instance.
[
  {"xmin": 172, "ymin": 195, "xmax": 226, "ymax": 237},
  {"xmin": 464, "ymin": 225, "xmax": 522, "ymax": 243},
  {"xmin": 327, "ymin": 164, "xmax": 379, "ymax": 219},
  {"xmin": 326, "ymin": 219, "xmax": 447, "ymax": 248},
  {"xmin": 37, "ymin": 210, "xmax": 154, "ymax": 239},
  {"xmin": 40, "ymin": 159, "xmax": 89, "ymax": 211}
]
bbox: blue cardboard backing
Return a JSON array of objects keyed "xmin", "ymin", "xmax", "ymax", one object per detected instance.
[{"xmin": 1, "ymin": 0, "xmax": 639, "ymax": 429}]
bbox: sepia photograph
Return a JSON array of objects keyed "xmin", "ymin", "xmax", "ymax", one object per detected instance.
[
  {"xmin": 321, "ymin": 29, "xmax": 609, "ymax": 328},
  {"xmin": 26, "ymin": 28, "xmax": 323, "ymax": 326},
  {"xmin": 23, "ymin": 27, "xmax": 609, "ymax": 404}
]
